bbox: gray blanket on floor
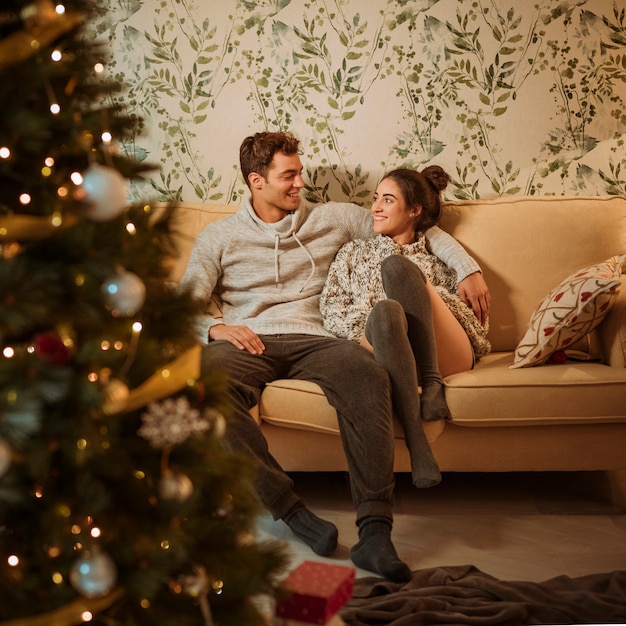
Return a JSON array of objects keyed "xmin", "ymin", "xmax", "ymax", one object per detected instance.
[{"xmin": 339, "ymin": 565, "xmax": 626, "ymax": 625}]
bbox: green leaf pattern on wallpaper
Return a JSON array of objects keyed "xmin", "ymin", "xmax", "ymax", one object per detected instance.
[{"xmin": 99, "ymin": 0, "xmax": 625, "ymax": 202}]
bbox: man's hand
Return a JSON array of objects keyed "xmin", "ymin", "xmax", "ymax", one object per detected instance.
[
  {"xmin": 458, "ymin": 272, "xmax": 490, "ymax": 326},
  {"xmin": 209, "ymin": 324, "xmax": 265, "ymax": 354}
]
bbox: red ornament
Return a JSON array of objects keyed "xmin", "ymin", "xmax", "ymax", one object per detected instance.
[{"xmin": 33, "ymin": 331, "xmax": 71, "ymax": 366}]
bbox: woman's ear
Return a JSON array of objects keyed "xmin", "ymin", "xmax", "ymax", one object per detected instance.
[{"xmin": 410, "ymin": 205, "xmax": 423, "ymax": 217}]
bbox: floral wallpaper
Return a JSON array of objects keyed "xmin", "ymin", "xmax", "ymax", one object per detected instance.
[{"xmin": 96, "ymin": 0, "xmax": 626, "ymax": 203}]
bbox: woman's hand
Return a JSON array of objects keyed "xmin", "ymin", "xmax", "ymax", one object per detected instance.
[{"xmin": 458, "ymin": 272, "xmax": 490, "ymax": 326}]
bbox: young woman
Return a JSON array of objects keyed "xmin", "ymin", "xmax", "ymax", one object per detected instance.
[{"xmin": 320, "ymin": 166, "xmax": 491, "ymax": 488}]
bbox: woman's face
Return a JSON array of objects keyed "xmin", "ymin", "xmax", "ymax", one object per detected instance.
[{"xmin": 371, "ymin": 177, "xmax": 421, "ymax": 245}]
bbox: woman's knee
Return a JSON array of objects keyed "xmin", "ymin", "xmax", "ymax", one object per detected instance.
[
  {"xmin": 366, "ymin": 300, "xmax": 407, "ymax": 343},
  {"xmin": 381, "ymin": 256, "xmax": 427, "ymax": 303}
]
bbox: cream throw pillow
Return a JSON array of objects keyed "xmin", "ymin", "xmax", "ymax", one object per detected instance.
[{"xmin": 511, "ymin": 255, "xmax": 625, "ymax": 368}]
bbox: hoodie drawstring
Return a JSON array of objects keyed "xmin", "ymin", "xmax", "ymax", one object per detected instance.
[
  {"xmin": 273, "ymin": 234, "xmax": 280, "ymax": 285},
  {"xmin": 293, "ymin": 232, "xmax": 316, "ymax": 293}
]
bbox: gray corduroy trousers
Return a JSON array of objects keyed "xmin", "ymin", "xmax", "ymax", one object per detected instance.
[{"xmin": 200, "ymin": 334, "xmax": 396, "ymax": 523}]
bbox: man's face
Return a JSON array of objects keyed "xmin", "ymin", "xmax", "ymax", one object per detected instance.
[{"xmin": 249, "ymin": 151, "xmax": 304, "ymax": 221}]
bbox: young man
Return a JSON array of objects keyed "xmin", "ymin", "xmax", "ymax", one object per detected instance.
[{"xmin": 178, "ymin": 131, "xmax": 489, "ymax": 581}]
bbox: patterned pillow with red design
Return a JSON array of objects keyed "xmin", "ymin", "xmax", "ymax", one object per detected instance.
[{"xmin": 510, "ymin": 255, "xmax": 625, "ymax": 368}]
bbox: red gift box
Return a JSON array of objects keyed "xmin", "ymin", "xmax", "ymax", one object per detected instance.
[{"xmin": 275, "ymin": 560, "xmax": 355, "ymax": 625}]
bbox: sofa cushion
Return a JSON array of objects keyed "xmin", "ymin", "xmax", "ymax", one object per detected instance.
[
  {"xmin": 511, "ymin": 255, "xmax": 625, "ymax": 368},
  {"xmin": 439, "ymin": 196, "xmax": 626, "ymax": 352},
  {"xmin": 445, "ymin": 352, "xmax": 626, "ymax": 426},
  {"xmin": 259, "ymin": 379, "xmax": 445, "ymax": 442}
]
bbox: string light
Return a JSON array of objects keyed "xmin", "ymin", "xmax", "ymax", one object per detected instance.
[
  {"xmin": 0, "ymin": 147, "xmax": 10, "ymax": 159},
  {"xmin": 117, "ymin": 321, "xmax": 143, "ymax": 379},
  {"xmin": 51, "ymin": 49, "xmax": 62, "ymax": 62},
  {"xmin": 55, "ymin": 4, "xmax": 66, "ymax": 15},
  {"xmin": 19, "ymin": 193, "xmax": 31, "ymax": 205}
]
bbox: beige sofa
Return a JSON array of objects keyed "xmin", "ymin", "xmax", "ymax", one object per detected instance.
[{"xmin": 167, "ymin": 195, "xmax": 626, "ymax": 503}]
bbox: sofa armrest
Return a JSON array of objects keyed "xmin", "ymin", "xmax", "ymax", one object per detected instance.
[{"xmin": 597, "ymin": 275, "xmax": 626, "ymax": 368}]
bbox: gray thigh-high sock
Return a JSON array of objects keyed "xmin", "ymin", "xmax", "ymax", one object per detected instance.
[
  {"xmin": 380, "ymin": 255, "xmax": 450, "ymax": 423},
  {"xmin": 366, "ymin": 300, "xmax": 441, "ymax": 488}
]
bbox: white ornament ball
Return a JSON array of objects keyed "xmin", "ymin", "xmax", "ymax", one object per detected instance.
[
  {"xmin": 102, "ymin": 271, "xmax": 146, "ymax": 317},
  {"xmin": 81, "ymin": 164, "xmax": 128, "ymax": 222},
  {"xmin": 69, "ymin": 549, "xmax": 117, "ymax": 598},
  {"xmin": 159, "ymin": 469, "xmax": 194, "ymax": 502},
  {"xmin": 0, "ymin": 438, "xmax": 12, "ymax": 477}
]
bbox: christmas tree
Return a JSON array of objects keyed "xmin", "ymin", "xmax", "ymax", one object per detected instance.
[{"xmin": 0, "ymin": 2, "xmax": 288, "ymax": 624}]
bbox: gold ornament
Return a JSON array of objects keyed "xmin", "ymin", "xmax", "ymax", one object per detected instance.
[
  {"xmin": 0, "ymin": 438, "xmax": 12, "ymax": 477},
  {"xmin": 0, "ymin": 214, "xmax": 77, "ymax": 242},
  {"xmin": 0, "ymin": 11, "xmax": 83, "ymax": 71},
  {"xmin": 159, "ymin": 468, "xmax": 194, "ymax": 502},
  {"xmin": 0, "ymin": 588, "xmax": 123, "ymax": 626},
  {"xmin": 117, "ymin": 345, "xmax": 202, "ymax": 414},
  {"xmin": 21, "ymin": 1, "xmax": 58, "ymax": 33},
  {"xmin": 101, "ymin": 378, "xmax": 130, "ymax": 416}
]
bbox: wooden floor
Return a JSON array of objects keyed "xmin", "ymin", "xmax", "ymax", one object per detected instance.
[{"xmin": 256, "ymin": 471, "xmax": 626, "ymax": 582}]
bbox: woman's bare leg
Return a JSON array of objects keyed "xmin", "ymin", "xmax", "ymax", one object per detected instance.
[{"xmin": 425, "ymin": 281, "xmax": 474, "ymax": 378}]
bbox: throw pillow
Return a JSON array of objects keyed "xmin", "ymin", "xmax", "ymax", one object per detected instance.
[{"xmin": 510, "ymin": 254, "xmax": 625, "ymax": 368}]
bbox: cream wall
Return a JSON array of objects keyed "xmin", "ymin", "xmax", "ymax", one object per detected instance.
[{"xmin": 98, "ymin": 0, "xmax": 626, "ymax": 204}]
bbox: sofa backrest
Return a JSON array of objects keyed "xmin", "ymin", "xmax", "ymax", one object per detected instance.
[
  {"xmin": 439, "ymin": 195, "xmax": 626, "ymax": 351},
  {"xmin": 166, "ymin": 202, "xmax": 238, "ymax": 282},
  {"xmin": 167, "ymin": 196, "xmax": 626, "ymax": 353}
]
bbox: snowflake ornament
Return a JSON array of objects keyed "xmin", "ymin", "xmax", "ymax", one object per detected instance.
[{"xmin": 138, "ymin": 396, "xmax": 210, "ymax": 449}]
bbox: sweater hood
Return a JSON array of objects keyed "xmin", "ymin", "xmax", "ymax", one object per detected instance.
[{"xmin": 242, "ymin": 197, "xmax": 316, "ymax": 291}]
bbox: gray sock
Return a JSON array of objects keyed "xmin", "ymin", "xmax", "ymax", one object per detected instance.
[
  {"xmin": 350, "ymin": 516, "xmax": 412, "ymax": 583},
  {"xmin": 283, "ymin": 502, "xmax": 338, "ymax": 556}
]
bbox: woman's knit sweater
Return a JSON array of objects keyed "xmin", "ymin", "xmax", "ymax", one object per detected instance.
[
  {"xmin": 320, "ymin": 234, "xmax": 491, "ymax": 358},
  {"xmin": 179, "ymin": 198, "xmax": 483, "ymax": 344}
]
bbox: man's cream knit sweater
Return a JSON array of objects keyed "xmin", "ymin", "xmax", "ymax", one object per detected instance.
[{"xmin": 178, "ymin": 198, "xmax": 480, "ymax": 343}]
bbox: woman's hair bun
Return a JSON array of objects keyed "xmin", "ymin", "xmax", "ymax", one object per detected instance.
[{"xmin": 421, "ymin": 165, "xmax": 449, "ymax": 193}]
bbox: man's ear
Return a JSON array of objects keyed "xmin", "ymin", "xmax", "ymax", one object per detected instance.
[{"xmin": 248, "ymin": 172, "xmax": 264, "ymax": 189}]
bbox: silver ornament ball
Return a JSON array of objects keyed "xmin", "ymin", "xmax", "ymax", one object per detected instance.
[
  {"xmin": 81, "ymin": 164, "xmax": 128, "ymax": 222},
  {"xmin": 102, "ymin": 271, "xmax": 146, "ymax": 317},
  {"xmin": 69, "ymin": 549, "xmax": 117, "ymax": 598}
]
